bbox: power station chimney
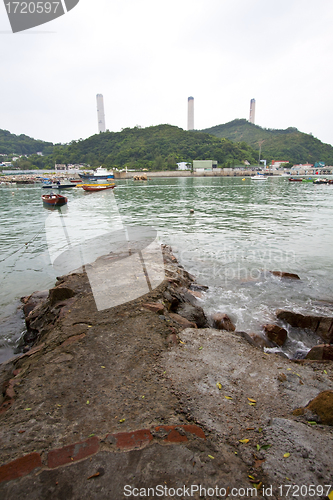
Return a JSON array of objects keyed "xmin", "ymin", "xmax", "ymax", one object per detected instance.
[
  {"xmin": 249, "ymin": 98, "xmax": 256, "ymax": 124},
  {"xmin": 187, "ymin": 96, "xmax": 194, "ymax": 130},
  {"xmin": 96, "ymin": 94, "xmax": 106, "ymax": 133}
]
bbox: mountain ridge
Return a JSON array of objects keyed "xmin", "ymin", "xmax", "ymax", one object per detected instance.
[{"xmin": 200, "ymin": 119, "xmax": 333, "ymax": 165}]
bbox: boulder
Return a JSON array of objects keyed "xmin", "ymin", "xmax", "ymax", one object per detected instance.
[
  {"xmin": 306, "ymin": 391, "xmax": 333, "ymax": 426},
  {"xmin": 263, "ymin": 324, "xmax": 288, "ymax": 346},
  {"xmin": 169, "ymin": 313, "xmax": 197, "ymax": 330},
  {"xmin": 241, "ymin": 332, "xmax": 273, "ymax": 349},
  {"xmin": 211, "ymin": 313, "xmax": 235, "ymax": 332},
  {"xmin": 48, "ymin": 286, "xmax": 76, "ymax": 306},
  {"xmin": 21, "ymin": 290, "xmax": 49, "ymax": 318},
  {"xmin": 305, "ymin": 344, "xmax": 333, "ymax": 361},
  {"xmin": 270, "ymin": 271, "xmax": 300, "ymax": 280},
  {"xmin": 175, "ymin": 303, "xmax": 208, "ymax": 328},
  {"xmin": 276, "ymin": 310, "xmax": 333, "ymax": 343},
  {"xmin": 316, "ymin": 317, "xmax": 333, "ymax": 344}
]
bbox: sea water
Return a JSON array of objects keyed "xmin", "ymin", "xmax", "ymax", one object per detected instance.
[{"xmin": 1, "ymin": 176, "xmax": 332, "ymax": 362}]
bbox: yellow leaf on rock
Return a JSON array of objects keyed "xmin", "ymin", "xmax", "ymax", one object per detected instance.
[
  {"xmin": 239, "ymin": 439, "xmax": 249, "ymax": 444},
  {"xmin": 248, "ymin": 402, "xmax": 256, "ymax": 406},
  {"xmin": 225, "ymin": 396, "xmax": 233, "ymax": 400},
  {"xmin": 216, "ymin": 382, "xmax": 222, "ymax": 390},
  {"xmin": 248, "ymin": 398, "xmax": 256, "ymax": 403},
  {"xmin": 208, "ymin": 455, "xmax": 215, "ymax": 459},
  {"xmin": 248, "ymin": 475, "xmax": 255, "ymax": 480},
  {"xmin": 328, "ymin": 490, "xmax": 333, "ymax": 500},
  {"xmin": 283, "ymin": 453, "xmax": 290, "ymax": 458},
  {"xmin": 119, "ymin": 418, "xmax": 125, "ymax": 423},
  {"xmin": 101, "ymin": 366, "xmax": 105, "ymax": 369}
]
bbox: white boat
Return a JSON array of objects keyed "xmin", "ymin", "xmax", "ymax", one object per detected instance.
[
  {"xmin": 79, "ymin": 166, "xmax": 114, "ymax": 180},
  {"xmin": 251, "ymin": 173, "xmax": 267, "ymax": 180}
]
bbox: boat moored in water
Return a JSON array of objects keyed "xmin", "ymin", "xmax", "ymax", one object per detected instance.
[
  {"xmin": 42, "ymin": 181, "xmax": 76, "ymax": 189},
  {"xmin": 251, "ymin": 173, "xmax": 267, "ymax": 180},
  {"xmin": 79, "ymin": 166, "xmax": 114, "ymax": 180},
  {"xmin": 41, "ymin": 193, "xmax": 68, "ymax": 207},
  {"xmin": 81, "ymin": 183, "xmax": 116, "ymax": 192}
]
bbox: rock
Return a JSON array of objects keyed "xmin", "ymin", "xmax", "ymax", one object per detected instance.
[
  {"xmin": 305, "ymin": 344, "xmax": 333, "ymax": 361},
  {"xmin": 21, "ymin": 290, "xmax": 49, "ymax": 317},
  {"xmin": 187, "ymin": 289, "xmax": 203, "ymax": 299},
  {"xmin": 169, "ymin": 313, "xmax": 197, "ymax": 329},
  {"xmin": 316, "ymin": 317, "xmax": 333, "ymax": 344},
  {"xmin": 48, "ymin": 286, "xmax": 76, "ymax": 306},
  {"xmin": 306, "ymin": 391, "xmax": 333, "ymax": 425},
  {"xmin": 270, "ymin": 271, "xmax": 300, "ymax": 280},
  {"xmin": 276, "ymin": 310, "xmax": 318, "ymax": 330},
  {"xmin": 211, "ymin": 313, "xmax": 235, "ymax": 332},
  {"xmin": 276, "ymin": 310, "xmax": 333, "ymax": 343},
  {"xmin": 263, "ymin": 324, "xmax": 288, "ymax": 346},
  {"xmin": 241, "ymin": 332, "xmax": 273, "ymax": 349},
  {"xmin": 142, "ymin": 303, "xmax": 164, "ymax": 314},
  {"xmin": 175, "ymin": 303, "xmax": 208, "ymax": 328},
  {"xmin": 162, "ymin": 290, "xmax": 181, "ymax": 311}
]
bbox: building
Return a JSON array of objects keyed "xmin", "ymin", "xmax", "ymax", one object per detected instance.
[
  {"xmin": 187, "ymin": 96, "xmax": 194, "ymax": 130},
  {"xmin": 271, "ymin": 160, "xmax": 288, "ymax": 168},
  {"xmin": 96, "ymin": 94, "xmax": 106, "ymax": 133},
  {"xmin": 249, "ymin": 98, "xmax": 256, "ymax": 124},
  {"xmin": 193, "ymin": 160, "xmax": 218, "ymax": 171},
  {"xmin": 177, "ymin": 162, "xmax": 191, "ymax": 170}
]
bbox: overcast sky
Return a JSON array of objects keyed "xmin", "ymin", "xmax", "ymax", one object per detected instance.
[{"xmin": 1, "ymin": 0, "xmax": 333, "ymax": 147}]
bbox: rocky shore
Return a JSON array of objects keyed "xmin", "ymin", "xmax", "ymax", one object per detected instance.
[{"xmin": 0, "ymin": 246, "xmax": 332, "ymax": 499}]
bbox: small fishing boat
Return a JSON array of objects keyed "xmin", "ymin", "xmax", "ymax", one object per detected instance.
[
  {"xmin": 251, "ymin": 173, "xmax": 267, "ymax": 180},
  {"xmin": 313, "ymin": 178, "xmax": 333, "ymax": 185},
  {"xmin": 70, "ymin": 179, "xmax": 82, "ymax": 183},
  {"xmin": 42, "ymin": 193, "xmax": 68, "ymax": 207},
  {"xmin": 81, "ymin": 183, "xmax": 116, "ymax": 192},
  {"xmin": 288, "ymin": 178, "xmax": 303, "ymax": 182},
  {"xmin": 42, "ymin": 182, "xmax": 75, "ymax": 189}
]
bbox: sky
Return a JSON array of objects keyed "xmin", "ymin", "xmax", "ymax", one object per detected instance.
[{"xmin": 1, "ymin": 0, "xmax": 333, "ymax": 146}]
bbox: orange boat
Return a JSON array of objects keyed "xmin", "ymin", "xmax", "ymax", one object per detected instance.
[
  {"xmin": 81, "ymin": 183, "xmax": 115, "ymax": 192},
  {"xmin": 42, "ymin": 193, "xmax": 68, "ymax": 206}
]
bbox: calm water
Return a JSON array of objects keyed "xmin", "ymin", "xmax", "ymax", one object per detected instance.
[{"xmin": 1, "ymin": 176, "xmax": 333, "ymax": 362}]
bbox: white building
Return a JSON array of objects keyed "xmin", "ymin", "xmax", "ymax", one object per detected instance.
[
  {"xmin": 177, "ymin": 162, "xmax": 190, "ymax": 170},
  {"xmin": 96, "ymin": 94, "xmax": 106, "ymax": 133}
]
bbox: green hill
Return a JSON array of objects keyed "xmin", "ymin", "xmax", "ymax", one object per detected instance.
[
  {"xmin": 39, "ymin": 124, "xmax": 259, "ymax": 170},
  {"xmin": 0, "ymin": 129, "xmax": 54, "ymax": 156},
  {"xmin": 201, "ymin": 119, "xmax": 333, "ymax": 165}
]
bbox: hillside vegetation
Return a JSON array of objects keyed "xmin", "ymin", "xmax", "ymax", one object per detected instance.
[
  {"xmin": 0, "ymin": 129, "xmax": 54, "ymax": 156},
  {"xmin": 201, "ymin": 119, "xmax": 333, "ymax": 165},
  {"xmin": 12, "ymin": 124, "xmax": 258, "ymax": 170}
]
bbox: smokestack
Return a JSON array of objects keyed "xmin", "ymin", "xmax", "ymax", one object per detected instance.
[
  {"xmin": 187, "ymin": 96, "xmax": 194, "ymax": 130},
  {"xmin": 96, "ymin": 94, "xmax": 106, "ymax": 133},
  {"xmin": 249, "ymin": 98, "xmax": 256, "ymax": 124}
]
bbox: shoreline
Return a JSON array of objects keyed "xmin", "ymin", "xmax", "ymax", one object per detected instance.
[{"xmin": 0, "ymin": 246, "xmax": 332, "ymax": 497}]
